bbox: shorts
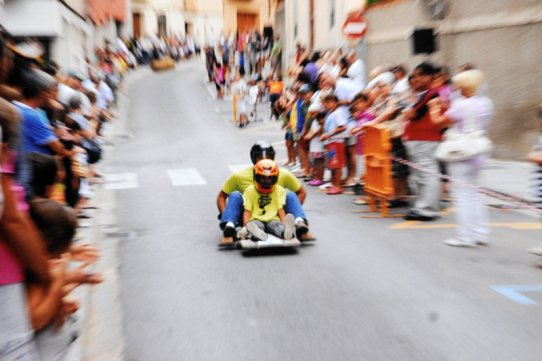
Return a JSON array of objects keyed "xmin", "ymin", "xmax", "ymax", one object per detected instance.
[
  {"xmin": 298, "ymin": 138, "xmax": 310, "ymax": 150},
  {"xmin": 310, "ymin": 152, "xmax": 325, "ymax": 160},
  {"xmin": 326, "ymin": 141, "xmax": 346, "ymax": 170},
  {"xmin": 285, "ymin": 130, "xmax": 294, "ymax": 142},
  {"xmin": 0, "ymin": 284, "xmax": 40, "ymax": 361},
  {"xmin": 346, "ymin": 136, "xmax": 357, "ymax": 147},
  {"xmin": 391, "ymin": 137, "xmax": 409, "ymax": 178}
]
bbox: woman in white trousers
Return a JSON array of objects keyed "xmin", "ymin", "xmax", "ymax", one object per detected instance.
[{"xmin": 428, "ymin": 69, "xmax": 495, "ymax": 247}]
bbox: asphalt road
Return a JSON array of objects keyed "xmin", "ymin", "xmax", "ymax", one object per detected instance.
[{"xmin": 106, "ymin": 61, "xmax": 542, "ymax": 361}]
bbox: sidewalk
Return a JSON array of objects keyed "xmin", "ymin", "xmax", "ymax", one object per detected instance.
[
  {"xmin": 61, "ymin": 67, "xmax": 151, "ymax": 361},
  {"xmin": 479, "ymin": 159, "xmax": 538, "ymax": 207}
]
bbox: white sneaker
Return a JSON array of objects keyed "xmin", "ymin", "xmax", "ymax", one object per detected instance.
[
  {"xmin": 283, "ymin": 214, "xmax": 295, "ymax": 240},
  {"xmin": 318, "ymin": 182, "xmax": 332, "ymax": 191},
  {"xmin": 444, "ymin": 238, "xmax": 477, "ymax": 247},
  {"xmin": 528, "ymin": 244, "xmax": 542, "ymax": 256}
]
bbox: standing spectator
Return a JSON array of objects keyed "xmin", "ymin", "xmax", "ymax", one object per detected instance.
[
  {"xmin": 527, "ymin": 105, "xmax": 542, "ymax": 257},
  {"xmin": 305, "ymin": 111, "xmax": 327, "ymax": 186},
  {"xmin": 268, "ymin": 74, "xmax": 284, "ymax": 120},
  {"xmin": 232, "ymin": 72, "xmax": 248, "ymax": 127},
  {"xmin": 402, "ymin": 62, "xmax": 442, "ymax": 221},
  {"xmin": 0, "ymin": 33, "xmax": 52, "ymax": 360},
  {"xmin": 321, "ymin": 94, "xmax": 348, "ymax": 195},
  {"xmin": 428, "ymin": 70, "xmax": 494, "ymax": 247},
  {"xmin": 346, "ymin": 51, "xmax": 366, "ymax": 88},
  {"xmin": 14, "ymin": 70, "xmax": 74, "ymax": 194},
  {"xmin": 391, "ymin": 64, "xmax": 409, "ymax": 95}
]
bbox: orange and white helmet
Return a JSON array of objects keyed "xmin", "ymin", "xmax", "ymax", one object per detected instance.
[{"xmin": 253, "ymin": 159, "xmax": 279, "ymax": 194}]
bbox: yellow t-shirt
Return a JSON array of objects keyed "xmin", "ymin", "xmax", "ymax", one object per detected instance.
[
  {"xmin": 221, "ymin": 166, "xmax": 301, "ymax": 195},
  {"xmin": 243, "ymin": 184, "xmax": 286, "ymax": 222}
]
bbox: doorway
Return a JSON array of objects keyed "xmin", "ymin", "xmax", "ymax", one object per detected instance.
[
  {"xmin": 132, "ymin": 13, "xmax": 142, "ymax": 38},
  {"xmin": 237, "ymin": 12, "xmax": 258, "ymax": 33}
]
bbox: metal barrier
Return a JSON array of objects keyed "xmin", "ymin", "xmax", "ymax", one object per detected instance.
[{"xmin": 363, "ymin": 124, "xmax": 395, "ymax": 217}]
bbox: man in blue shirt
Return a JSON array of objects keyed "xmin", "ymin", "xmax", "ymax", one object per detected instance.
[{"xmin": 13, "ymin": 69, "xmax": 74, "ymax": 192}]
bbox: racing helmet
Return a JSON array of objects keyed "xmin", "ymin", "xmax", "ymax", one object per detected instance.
[
  {"xmin": 250, "ymin": 141, "xmax": 276, "ymax": 165},
  {"xmin": 253, "ymin": 159, "xmax": 279, "ymax": 194}
]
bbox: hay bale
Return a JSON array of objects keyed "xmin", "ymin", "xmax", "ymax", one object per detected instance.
[{"xmin": 150, "ymin": 57, "xmax": 176, "ymax": 71}]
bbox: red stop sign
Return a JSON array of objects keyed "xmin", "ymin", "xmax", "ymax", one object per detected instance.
[{"xmin": 343, "ymin": 14, "xmax": 368, "ymax": 41}]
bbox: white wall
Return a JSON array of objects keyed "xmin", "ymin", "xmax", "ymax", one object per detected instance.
[{"xmin": 0, "ymin": 0, "xmax": 62, "ymax": 36}]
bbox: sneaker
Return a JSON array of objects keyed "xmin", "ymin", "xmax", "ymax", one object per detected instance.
[
  {"xmin": 294, "ymin": 218, "xmax": 309, "ymax": 239},
  {"xmin": 444, "ymin": 238, "xmax": 477, "ymax": 247},
  {"xmin": 352, "ymin": 198, "xmax": 368, "ymax": 205},
  {"xmin": 222, "ymin": 222, "xmax": 236, "ymax": 237},
  {"xmin": 388, "ymin": 199, "xmax": 409, "ymax": 208},
  {"xmin": 326, "ymin": 186, "xmax": 343, "ymax": 195},
  {"xmin": 284, "ymin": 214, "xmax": 295, "ymax": 240},
  {"xmin": 246, "ymin": 221, "xmax": 268, "ymax": 241},
  {"xmin": 299, "ymin": 232, "xmax": 316, "ymax": 242},
  {"xmin": 404, "ymin": 209, "xmax": 437, "ymax": 221},
  {"xmin": 318, "ymin": 182, "xmax": 332, "ymax": 191},
  {"xmin": 528, "ymin": 244, "xmax": 542, "ymax": 256}
]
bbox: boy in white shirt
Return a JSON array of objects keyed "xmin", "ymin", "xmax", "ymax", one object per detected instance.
[{"xmin": 233, "ymin": 73, "xmax": 248, "ymax": 127}]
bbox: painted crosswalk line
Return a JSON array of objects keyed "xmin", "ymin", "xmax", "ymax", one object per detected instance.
[
  {"xmin": 491, "ymin": 285, "xmax": 542, "ymax": 305},
  {"xmin": 167, "ymin": 168, "xmax": 207, "ymax": 186},
  {"xmin": 104, "ymin": 173, "xmax": 139, "ymax": 190}
]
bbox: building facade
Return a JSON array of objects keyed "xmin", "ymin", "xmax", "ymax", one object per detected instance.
[
  {"xmin": 0, "ymin": 0, "xmax": 131, "ymax": 72},
  {"xmin": 223, "ymin": 0, "xmax": 277, "ymax": 35},
  {"xmin": 364, "ymin": 0, "xmax": 542, "ymax": 159},
  {"xmin": 131, "ymin": 0, "xmax": 185, "ymax": 38},
  {"xmin": 280, "ymin": 0, "xmax": 542, "ymax": 159}
]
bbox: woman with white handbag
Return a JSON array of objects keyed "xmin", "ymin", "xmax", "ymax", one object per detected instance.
[{"xmin": 428, "ymin": 70, "xmax": 494, "ymax": 247}]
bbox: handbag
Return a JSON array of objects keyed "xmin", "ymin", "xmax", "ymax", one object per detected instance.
[{"xmin": 435, "ymin": 102, "xmax": 492, "ymax": 162}]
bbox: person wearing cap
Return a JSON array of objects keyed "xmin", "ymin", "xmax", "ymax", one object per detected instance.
[{"xmin": 216, "ymin": 141, "xmax": 313, "ymax": 246}]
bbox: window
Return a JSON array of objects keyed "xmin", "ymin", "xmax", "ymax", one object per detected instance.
[
  {"xmin": 293, "ymin": 0, "xmax": 298, "ymax": 37},
  {"xmin": 330, "ymin": 0, "xmax": 336, "ymax": 29}
]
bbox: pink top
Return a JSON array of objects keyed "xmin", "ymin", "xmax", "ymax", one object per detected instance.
[
  {"xmin": 0, "ymin": 153, "xmax": 27, "ymax": 285},
  {"xmin": 355, "ymin": 110, "xmax": 376, "ymax": 155}
]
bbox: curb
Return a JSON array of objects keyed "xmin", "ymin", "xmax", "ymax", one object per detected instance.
[{"xmin": 62, "ymin": 68, "xmax": 151, "ymax": 361}]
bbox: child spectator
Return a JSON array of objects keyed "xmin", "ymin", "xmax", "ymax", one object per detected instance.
[
  {"xmin": 241, "ymin": 159, "xmax": 296, "ymax": 242},
  {"xmin": 321, "ymin": 94, "xmax": 348, "ymax": 195},
  {"xmin": 248, "ymin": 79, "xmax": 259, "ymax": 122},
  {"xmin": 268, "ymin": 75, "xmax": 284, "ymax": 120},
  {"xmin": 214, "ymin": 62, "xmax": 226, "ymax": 99},
  {"xmin": 279, "ymin": 96, "xmax": 296, "ymax": 166},
  {"xmin": 305, "ymin": 111, "xmax": 327, "ymax": 186},
  {"xmin": 27, "ymin": 198, "xmax": 101, "ymax": 360},
  {"xmin": 350, "ymin": 93, "xmax": 376, "ymax": 204},
  {"xmin": 232, "ymin": 72, "xmax": 248, "ymax": 127}
]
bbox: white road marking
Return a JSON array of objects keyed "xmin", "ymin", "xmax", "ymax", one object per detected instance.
[
  {"xmin": 167, "ymin": 168, "xmax": 207, "ymax": 186},
  {"xmin": 104, "ymin": 173, "xmax": 139, "ymax": 190}
]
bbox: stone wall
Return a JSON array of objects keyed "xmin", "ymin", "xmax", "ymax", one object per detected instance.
[{"xmin": 365, "ymin": 0, "xmax": 542, "ymax": 159}]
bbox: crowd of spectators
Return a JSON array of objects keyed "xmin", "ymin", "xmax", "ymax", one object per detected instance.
[
  {"xmin": 0, "ymin": 27, "xmax": 131, "ymax": 360},
  {"xmin": 217, "ymin": 39, "xmax": 504, "ymax": 249}
]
